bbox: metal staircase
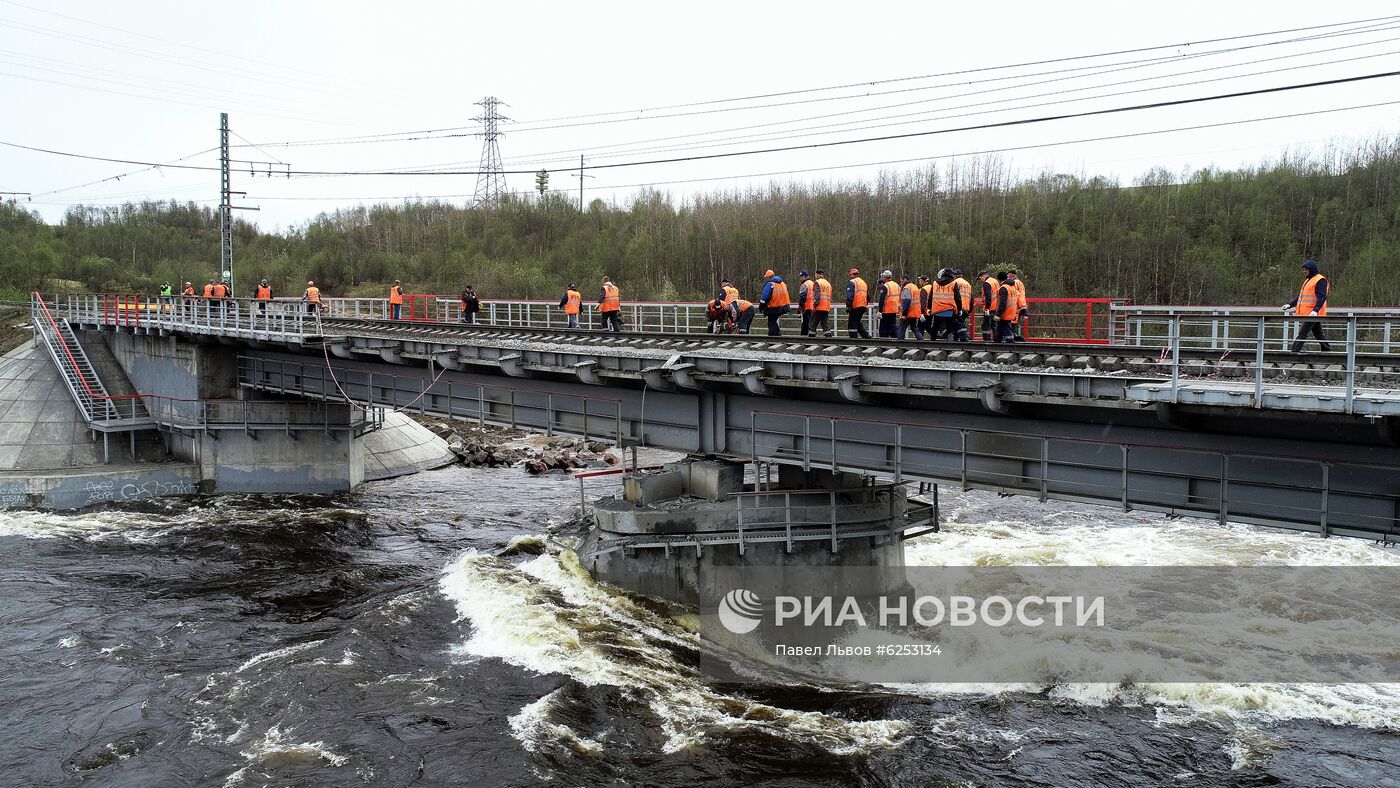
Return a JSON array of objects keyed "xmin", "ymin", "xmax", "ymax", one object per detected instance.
[{"xmin": 31, "ymin": 294, "xmax": 152, "ymax": 428}]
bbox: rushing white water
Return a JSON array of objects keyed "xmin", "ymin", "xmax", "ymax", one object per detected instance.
[
  {"xmin": 440, "ymin": 548, "xmax": 910, "ymax": 755},
  {"xmin": 439, "ymin": 485, "xmax": 1399, "ymax": 761}
]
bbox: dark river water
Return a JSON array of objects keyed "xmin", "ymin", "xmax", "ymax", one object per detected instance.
[{"xmin": 2, "ymin": 463, "xmax": 1398, "ymax": 787}]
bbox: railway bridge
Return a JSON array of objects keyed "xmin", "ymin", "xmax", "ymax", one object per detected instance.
[{"xmin": 32, "ymin": 293, "xmax": 1400, "ymax": 542}]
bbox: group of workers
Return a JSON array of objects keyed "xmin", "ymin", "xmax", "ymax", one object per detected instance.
[
  {"xmin": 694, "ymin": 267, "xmax": 1031, "ymax": 342},
  {"xmin": 158, "ymin": 278, "xmax": 325, "ymax": 315},
  {"xmin": 153, "ymin": 257, "xmax": 1334, "ymax": 352}
]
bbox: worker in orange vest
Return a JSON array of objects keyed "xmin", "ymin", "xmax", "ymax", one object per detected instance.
[
  {"xmin": 1006, "ymin": 268, "xmax": 1029, "ymax": 342},
  {"xmin": 303, "ymin": 280, "xmax": 322, "ymax": 315},
  {"xmin": 389, "ymin": 280, "xmax": 406, "ymax": 320},
  {"xmin": 810, "ymin": 269, "xmax": 833, "ymax": 337},
  {"xmin": 898, "ymin": 274, "xmax": 924, "ymax": 341},
  {"xmin": 758, "ymin": 269, "xmax": 791, "ymax": 336},
  {"xmin": 977, "ymin": 271, "xmax": 998, "ymax": 341},
  {"xmin": 202, "ymin": 279, "xmax": 215, "ymax": 299},
  {"xmin": 876, "ymin": 270, "xmax": 900, "ymax": 338},
  {"xmin": 253, "ymin": 278, "xmax": 272, "ymax": 320},
  {"xmin": 796, "ymin": 270, "xmax": 815, "ymax": 337},
  {"xmin": 559, "ymin": 283, "xmax": 583, "ymax": 329},
  {"xmin": 991, "ymin": 272, "xmax": 1021, "ymax": 343},
  {"xmin": 1285, "ymin": 259, "xmax": 1331, "ymax": 354},
  {"xmin": 845, "ymin": 267, "xmax": 869, "ymax": 338},
  {"xmin": 951, "ymin": 268, "xmax": 973, "ymax": 341},
  {"xmin": 597, "ymin": 277, "xmax": 622, "ymax": 332},
  {"xmin": 719, "ymin": 278, "xmax": 740, "ymax": 307},
  {"xmin": 929, "ymin": 268, "xmax": 966, "ymax": 341},
  {"xmin": 917, "ymin": 275, "xmax": 933, "ymax": 337}
]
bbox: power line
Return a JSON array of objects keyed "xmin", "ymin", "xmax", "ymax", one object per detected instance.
[
  {"xmin": 507, "ymin": 14, "xmax": 1400, "ymax": 125},
  {"xmin": 234, "ymin": 15, "xmax": 1400, "ymax": 151},
  {"xmin": 9, "ymin": 70, "xmax": 1400, "ymax": 189},
  {"xmin": 497, "ymin": 37, "xmax": 1400, "ymax": 170},
  {"xmin": 227, "ymin": 99, "xmax": 1400, "ymax": 204},
  {"xmin": 28, "ymin": 147, "xmax": 218, "ymax": 199},
  {"xmin": 271, "ymin": 70, "xmax": 1400, "ymax": 177},
  {"xmin": 0, "ymin": 0, "xmax": 349, "ymax": 86}
]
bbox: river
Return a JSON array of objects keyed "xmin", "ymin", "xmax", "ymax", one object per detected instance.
[{"xmin": 2, "ymin": 461, "xmax": 1397, "ymax": 787}]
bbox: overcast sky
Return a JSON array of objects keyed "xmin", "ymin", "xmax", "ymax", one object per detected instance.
[{"xmin": 3, "ymin": 0, "xmax": 1400, "ymax": 229}]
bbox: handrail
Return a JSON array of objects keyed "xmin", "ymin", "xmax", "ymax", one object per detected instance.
[{"xmin": 32, "ymin": 292, "xmax": 382, "ymax": 431}]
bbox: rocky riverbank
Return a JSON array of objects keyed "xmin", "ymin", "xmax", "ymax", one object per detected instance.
[{"xmin": 414, "ymin": 416, "xmax": 619, "ymax": 474}]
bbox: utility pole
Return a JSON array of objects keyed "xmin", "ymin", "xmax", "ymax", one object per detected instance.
[
  {"xmin": 217, "ymin": 113, "xmax": 262, "ymax": 292},
  {"xmin": 570, "ymin": 154, "xmax": 595, "ymax": 211},
  {"xmin": 472, "ymin": 96, "xmax": 510, "ymax": 207},
  {"xmin": 219, "ymin": 113, "xmax": 233, "ymax": 289}
]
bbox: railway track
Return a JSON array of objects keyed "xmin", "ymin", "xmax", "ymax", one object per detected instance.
[{"xmin": 315, "ymin": 317, "xmax": 1400, "ymax": 381}]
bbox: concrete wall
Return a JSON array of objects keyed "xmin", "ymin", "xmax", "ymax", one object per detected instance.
[
  {"xmin": 584, "ymin": 531, "xmax": 906, "ymax": 607},
  {"xmin": 105, "ymin": 331, "xmax": 361, "ymax": 493},
  {"xmin": 0, "ymin": 465, "xmax": 199, "ymax": 509}
]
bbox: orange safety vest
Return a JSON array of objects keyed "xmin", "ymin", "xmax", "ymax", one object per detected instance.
[
  {"xmin": 1296, "ymin": 274, "xmax": 1328, "ymax": 316},
  {"xmin": 599, "ymin": 283, "xmax": 620, "ymax": 312},
  {"xmin": 901, "ymin": 283, "xmax": 923, "ymax": 318},
  {"xmin": 564, "ymin": 289, "xmax": 581, "ymax": 315},
  {"xmin": 815, "ymin": 278, "xmax": 832, "ymax": 310},
  {"xmin": 953, "ymin": 277, "xmax": 972, "ymax": 311},
  {"xmin": 211, "ymin": 283, "xmax": 228, "ymax": 298},
  {"xmin": 721, "ymin": 285, "xmax": 739, "ymax": 306},
  {"xmin": 930, "ymin": 281, "xmax": 958, "ymax": 314},
  {"xmin": 920, "ymin": 283, "xmax": 933, "ymax": 313},
  {"xmin": 389, "ymin": 285, "xmax": 405, "ymax": 305},
  {"xmin": 880, "ymin": 280, "xmax": 900, "ymax": 314},
  {"xmin": 256, "ymin": 285, "xmax": 272, "ymax": 300},
  {"xmin": 850, "ymin": 277, "xmax": 868, "ymax": 308},
  {"xmin": 306, "ymin": 286, "xmax": 321, "ymax": 303},
  {"xmin": 182, "ymin": 287, "xmax": 196, "ymax": 297},
  {"xmin": 1013, "ymin": 278, "xmax": 1027, "ymax": 310},
  {"xmin": 202, "ymin": 284, "xmax": 214, "ymax": 298},
  {"xmin": 734, "ymin": 298, "xmax": 754, "ymax": 312},
  {"xmin": 997, "ymin": 283, "xmax": 1020, "ymax": 320},
  {"xmin": 765, "ymin": 280, "xmax": 790, "ymax": 308},
  {"xmin": 800, "ymin": 280, "xmax": 815, "ymax": 311}
]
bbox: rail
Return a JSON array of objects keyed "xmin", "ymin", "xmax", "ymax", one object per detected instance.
[{"xmin": 323, "ymin": 293, "xmax": 1117, "ymax": 343}]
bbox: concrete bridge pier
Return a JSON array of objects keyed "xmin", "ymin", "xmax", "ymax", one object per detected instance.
[{"xmin": 580, "ymin": 458, "xmax": 929, "ymax": 605}]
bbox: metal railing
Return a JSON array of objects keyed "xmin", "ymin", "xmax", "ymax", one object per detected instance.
[
  {"xmin": 1111, "ymin": 304, "xmax": 1400, "ymax": 353},
  {"xmin": 747, "ymin": 408, "xmax": 1400, "ymax": 541},
  {"xmin": 1101, "ymin": 311, "xmax": 1399, "ymax": 413},
  {"xmin": 32, "ymin": 293, "xmax": 382, "ymax": 437}
]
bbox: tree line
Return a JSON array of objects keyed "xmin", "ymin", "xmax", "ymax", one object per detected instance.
[{"xmin": 4, "ymin": 135, "xmax": 1400, "ymax": 306}]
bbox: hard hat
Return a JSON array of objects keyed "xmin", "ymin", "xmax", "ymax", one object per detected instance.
[
  {"xmin": 881, "ymin": 269, "xmax": 892, "ymax": 278},
  {"xmin": 799, "ymin": 269, "xmax": 810, "ymax": 277},
  {"xmin": 764, "ymin": 269, "xmax": 775, "ymax": 278},
  {"xmin": 393, "ymin": 279, "xmax": 400, "ymax": 284},
  {"xmin": 260, "ymin": 279, "xmax": 269, "ymax": 285},
  {"xmin": 307, "ymin": 280, "xmax": 315, "ymax": 285},
  {"xmin": 937, "ymin": 267, "xmax": 951, "ymax": 279}
]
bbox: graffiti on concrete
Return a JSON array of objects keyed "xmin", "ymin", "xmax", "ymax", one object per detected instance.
[
  {"xmin": 84, "ymin": 480, "xmax": 115, "ymax": 504},
  {"xmin": 118, "ymin": 479, "xmax": 197, "ymax": 499}
]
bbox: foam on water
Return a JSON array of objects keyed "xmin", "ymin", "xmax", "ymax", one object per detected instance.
[
  {"xmin": 440, "ymin": 547, "xmax": 909, "ymax": 755},
  {"xmin": 899, "ymin": 496, "xmax": 1400, "ymax": 731}
]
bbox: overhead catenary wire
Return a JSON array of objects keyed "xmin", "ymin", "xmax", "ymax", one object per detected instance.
[
  {"xmin": 491, "ymin": 39, "xmax": 1400, "ymax": 170},
  {"xmin": 493, "ymin": 27, "xmax": 1400, "ymax": 168},
  {"xmin": 234, "ymin": 14, "xmax": 1400, "ymax": 151},
  {"xmin": 9, "ymin": 70, "xmax": 1400, "ymax": 195},
  {"xmin": 221, "ymin": 99, "xmax": 1400, "ymax": 205}
]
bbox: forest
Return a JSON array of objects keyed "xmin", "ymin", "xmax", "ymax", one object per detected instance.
[{"xmin": 3, "ymin": 136, "xmax": 1400, "ymax": 307}]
